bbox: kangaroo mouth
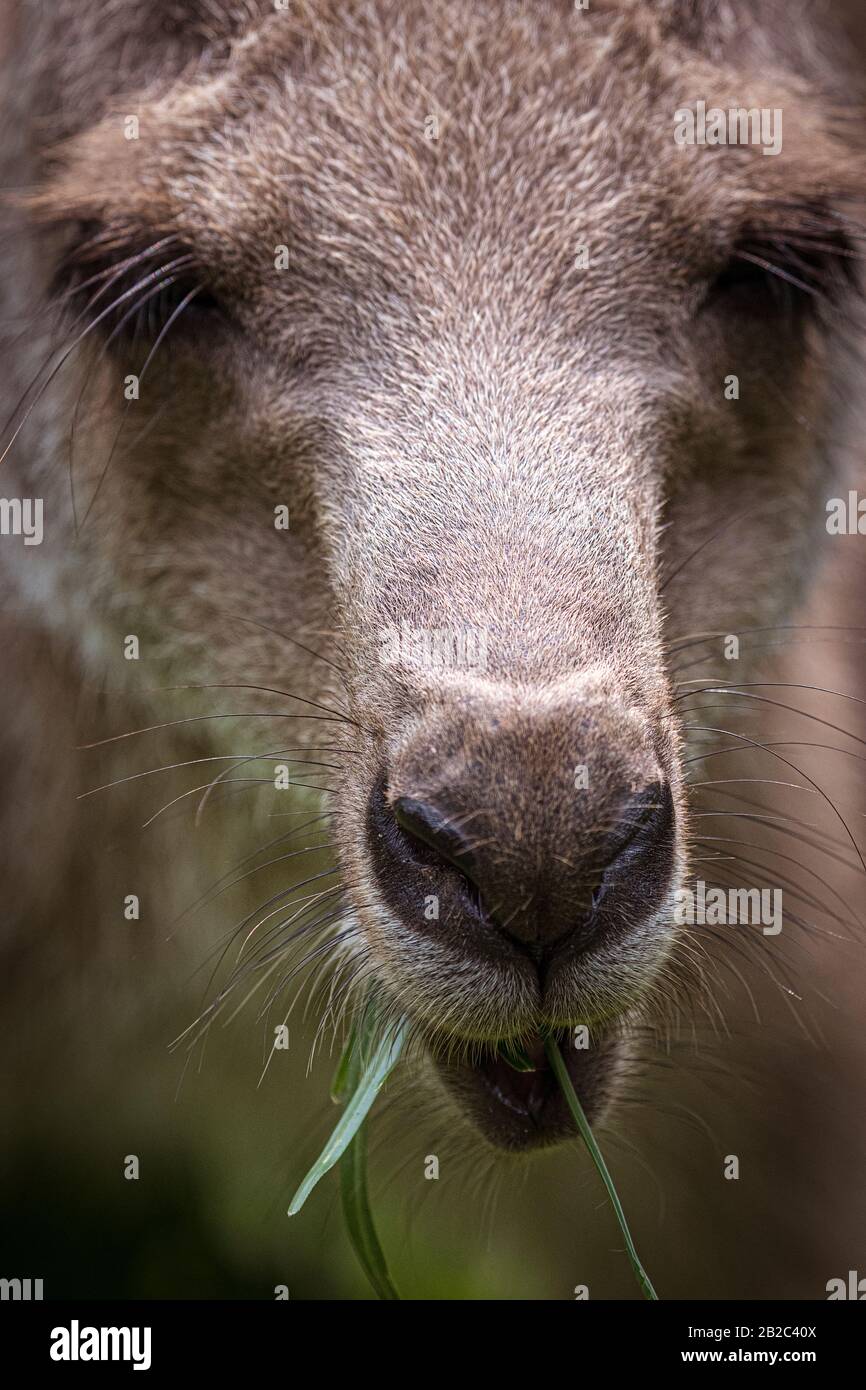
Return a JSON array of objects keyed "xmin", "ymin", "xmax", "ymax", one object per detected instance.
[{"xmin": 431, "ymin": 1028, "xmax": 619, "ymax": 1151}]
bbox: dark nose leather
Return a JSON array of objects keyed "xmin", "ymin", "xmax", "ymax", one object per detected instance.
[
  {"xmin": 392, "ymin": 795, "xmax": 478, "ymax": 878},
  {"xmin": 388, "ymin": 781, "xmax": 674, "ymax": 958}
]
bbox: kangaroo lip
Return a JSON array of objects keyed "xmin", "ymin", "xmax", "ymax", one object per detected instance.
[
  {"xmin": 473, "ymin": 1038, "xmax": 560, "ymax": 1120},
  {"xmin": 430, "ymin": 1029, "xmax": 596, "ymax": 1149}
]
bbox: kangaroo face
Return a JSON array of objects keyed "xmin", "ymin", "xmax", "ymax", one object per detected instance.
[{"xmin": 26, "ymin": 2, "xmax": 862, "ymax": 1148}]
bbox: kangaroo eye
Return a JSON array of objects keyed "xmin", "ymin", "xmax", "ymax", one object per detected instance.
[
  {"xmin": 55, "ymin": 228, "xmax": 225, "ymax": 355},
  {"xmin": 711, "ymin": 249, "xmax": 806, "ymax": 299},
  {"xmin": 704, "ymin": 225, "xmax": 859, "ymax": 317}
]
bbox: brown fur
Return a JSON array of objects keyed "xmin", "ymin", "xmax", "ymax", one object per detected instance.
[{"xmin": 2, "ymin": 0, "xmax": 865, "ymax": 1160}]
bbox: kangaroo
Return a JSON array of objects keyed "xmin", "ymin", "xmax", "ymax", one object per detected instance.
[{"xmin": 1, "ymin": 0, "xmax": 865, "ymax": 1289}]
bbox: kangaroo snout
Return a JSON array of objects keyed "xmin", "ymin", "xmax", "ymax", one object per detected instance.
[{"xmin": 362, "ymin": 689, "xmax": 680, "ymax": 1038}]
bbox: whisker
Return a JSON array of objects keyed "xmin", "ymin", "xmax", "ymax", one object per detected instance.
[
  {"xmin": 0, "ymin": 254, "xmax": 195, "ymax": 468},
  {"xmin": 77, "ymin": 751, "xmax": 342, "ymax": 800},
  {"xmin": 142, "ymin": 775, "xmax": 335, "ymax": 831},
  {"xmin": 77, "ymin": 710, "xmax": 352, "ymax": 749},
  {"xmin": 78, "ymin": 282, "xmax": 205, "ymax": 532}
]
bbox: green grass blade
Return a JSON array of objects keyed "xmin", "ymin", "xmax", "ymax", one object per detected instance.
[
  {"xmin": 544, "ymin": 1036, "xmax": 659, "ymax": 1301},
  {"xmin": 339, "ymin": 1123, "xmax": 400, "ymax": 1300},
  {"xmin": 497, "ymin": 1040, "xmax": 537, "ymax": 1072},
  {"xmin": 329, "ymin": 1025, "xmax": 357, "ymax": 1103},
  {"xmin": 288, "ymin": 1017, "xmax": 407, "ymax": 1216}
]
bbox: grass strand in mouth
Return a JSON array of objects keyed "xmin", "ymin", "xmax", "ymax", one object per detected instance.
[
  {"xmin": 337, "ymin": 1039, "xmax": 400, "ymax": 1300},
  {"xmin": 289, "ymin": 1015, "xmax": 657, "ymax": 1300},
  {"xmin": 339, "ymin": 1128, "xmax": 399, "ymax": 1299},
  {"xmin": 287, "ymin": 1013, "xmax": 406, "ymax": 1219},
  {"xmin": 543, "ymin": 1034, "xmax": 658, "ymax": 1300}
]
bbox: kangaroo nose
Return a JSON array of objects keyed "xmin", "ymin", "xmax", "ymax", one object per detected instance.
[
  {"xmin": 386, "ymin": 781, "xmax": 673, "ymax": 957},
  {"xmin": 368, "ymin": 691, "xmax": 677, "ymax": 968}
]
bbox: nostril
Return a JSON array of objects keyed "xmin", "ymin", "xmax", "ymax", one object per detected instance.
[
  {"xmin": 368, "ymin": 779, "xmax": 490, "ymax": 921},
  {"xmin": 613, "ymin": 780, "xmax": 673, "ymax": 859},
  {"xmin": 391, "ymin": 794, "xmax": 476, "ymax": 881},
  {"xmin": 592, "ymin": 780, "xmax": 675, "ymax": 899}
]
